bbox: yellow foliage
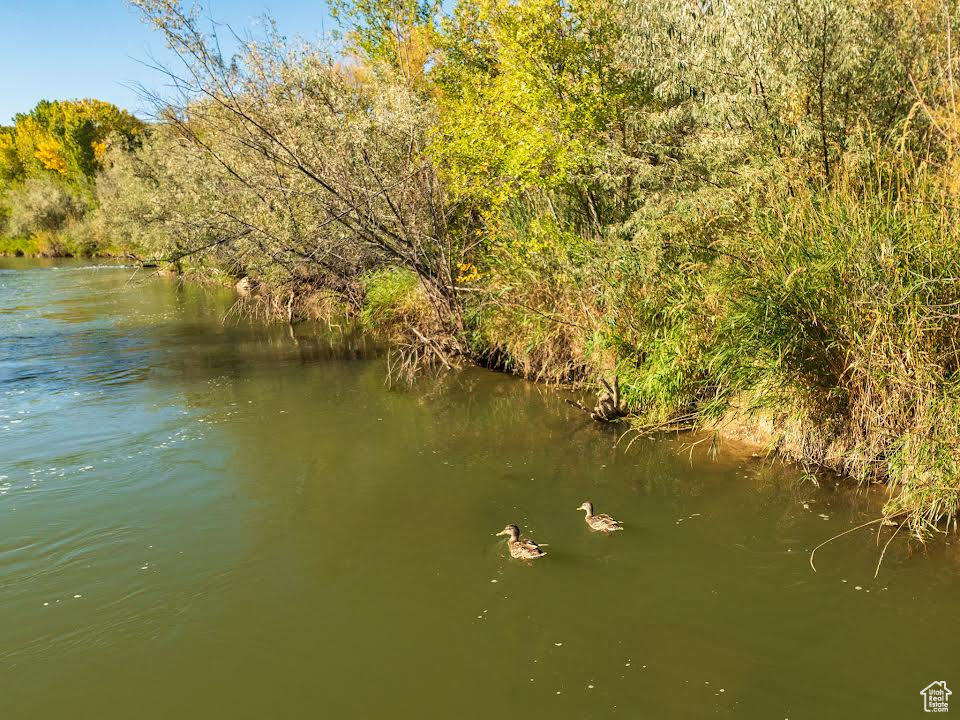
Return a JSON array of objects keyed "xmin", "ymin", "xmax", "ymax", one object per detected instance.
[
  {"xmin": 456, "ymin": 261, "xmax": 481, "ymax": 283},
  {"xmin": 4, "ymin": 98, "xmax": 143, "ymax": 184},
  {"xmin": 34, "ymin": 137, "xmax": 69, "ymax": 175}
]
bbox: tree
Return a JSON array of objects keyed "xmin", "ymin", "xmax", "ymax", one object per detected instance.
[
  {"xmin": 5, "ymin": 99, "xmax": 143, "ymax": 188},
  {"xmin": 129, "ymin": 0, "xmax": 467, "ymax": 334},
  {"xmin": 330, "ymin": 0, "xmax": 440, "ymax": 87}
]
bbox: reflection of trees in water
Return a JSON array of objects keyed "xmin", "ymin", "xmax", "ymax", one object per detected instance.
[
  {"xmin": 151, "ymin": 310, "xmax": 383, "ymax": 386},
  {"xmin": 149, "ymin": 311, "xmax": 911, "ymax": 565}
]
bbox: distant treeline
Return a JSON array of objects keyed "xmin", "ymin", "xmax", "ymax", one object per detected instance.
[
  {"xmin": 0, "ymin": 99, "xmax": 143, "ymax": 256},
  {"xmin": 9, "ymin": 0, "xmax": 960, "ymax": 533}
]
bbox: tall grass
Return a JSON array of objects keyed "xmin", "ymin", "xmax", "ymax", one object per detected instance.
[
  {"xmin": 464, "ymin": 155, "xmax": 960, "ymax": 534},
  {"xmin": 710, "ymin": 161, "xmax": 960, "ymax": 533}
]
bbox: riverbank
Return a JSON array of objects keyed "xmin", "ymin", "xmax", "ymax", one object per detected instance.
[
  {"xmin": 6, "ymin": 0, "xmax": 960, "ymax": 538},
  {"xmin": 137, "ymin": 155, "xmax": 960, "ymax": 539},
  {"xmin": 193, "ymin": 205, "xmax": 956, "ymax": 540},
  {"xmin": 0, "ymin": 232, "xmax": 127, "ymax": 259}
]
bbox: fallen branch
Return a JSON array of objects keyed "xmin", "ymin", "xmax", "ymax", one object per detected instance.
[{"xmin": 567, "ymin": 375, "xmax": 628, "ymax": 423}]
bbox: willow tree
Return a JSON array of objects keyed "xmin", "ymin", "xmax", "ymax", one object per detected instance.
[{"xmin": 130, "ymin": 0, "xmax": 467, "ymax": 333}]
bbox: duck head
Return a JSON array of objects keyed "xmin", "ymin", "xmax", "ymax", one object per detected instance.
[
  {"xmin": 496, "ymin": 524, "xmax": 520, "ymax": 541},
  {"xmin": 577, "ymin": 501, "xmax": 594, "ymax": 515}
]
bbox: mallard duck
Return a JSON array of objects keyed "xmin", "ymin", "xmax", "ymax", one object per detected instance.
[
  {"xmin": 577, "ymin": 501, "xmax": 623, "ymax": 532},
  {"xmin": 496, "ymin": 524, "xmax": 546, "ymax": 560}
]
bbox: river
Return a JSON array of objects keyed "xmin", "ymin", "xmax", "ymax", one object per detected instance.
[{"xmin": 1, "ymin": 259, "xmax": 959, "ymax": 719}]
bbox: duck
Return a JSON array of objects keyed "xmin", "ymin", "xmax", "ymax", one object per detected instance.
[
  {"xmin": 496, "ymin": 524, "xmax": 546, "ymax": 560},
  {"xmin": 577, "ymin": 501, "xmax": 623, "ymax": 532}
]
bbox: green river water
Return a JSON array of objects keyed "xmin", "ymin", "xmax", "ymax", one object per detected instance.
[{"xmin": 2, "ymin": 259, "xmax": 959, "ymax": 719}]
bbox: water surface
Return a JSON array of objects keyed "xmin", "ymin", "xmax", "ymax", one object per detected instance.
[{"xmin": 2, "ymin": 259, "xmax": 959, "ymax": 719}]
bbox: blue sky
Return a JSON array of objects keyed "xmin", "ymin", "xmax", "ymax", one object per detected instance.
[{"xmin": 0, "ymin": 0, "xmax": 337, "ymax": 124}]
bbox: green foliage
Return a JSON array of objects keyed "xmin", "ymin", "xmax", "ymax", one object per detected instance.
[
  {"xmin": 361, "ymin": 267, "xmax": 423, "ymax": 324},
  {"xmin": 0, "ymin": 235, "xmax": 40, "ymax": 256},
  {"xmin": 432, "ymin": 0, "xmax": 655, "ymax": 236},
  {"xmin": 714, "ymin": 166, "xmax": 960, "ymax": 532},
  {"xmin": 97, "ymin": 0, "xmax": 960, "ymax": 532},
  {"xmin": 330, "ymin": 0, "xmax": 439, "ymax": 84},
  {"xmin": 5, "ymin": 176, "xmax": 85, "ymax": 236},
  {"xmin": 0, "ymin": 99, "xmax": 144, "ymax": 255}
]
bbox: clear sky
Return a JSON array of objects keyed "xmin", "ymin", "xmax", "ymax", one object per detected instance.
[{"xmin": 0, "ymin": 0, "xmax": 337, "ymax": 124}]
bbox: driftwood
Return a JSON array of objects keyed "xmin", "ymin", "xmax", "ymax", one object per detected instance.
[{"xmin": 566, "ymin": 376, "xmax": 628, "ymax": 422}]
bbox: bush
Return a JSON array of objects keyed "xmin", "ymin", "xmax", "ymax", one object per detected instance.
[
  {"xmin": 713, "ymin": 164, "xmax": 960, "ymax": 531},
  {"xmin": 5, "ymin": 177, "xmax": 85, "ymax": 237}
]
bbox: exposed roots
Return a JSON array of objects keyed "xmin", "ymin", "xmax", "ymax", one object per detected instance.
[{"xmin": 386, "ymin": 328, "xmax": 461, "ymax": 386}]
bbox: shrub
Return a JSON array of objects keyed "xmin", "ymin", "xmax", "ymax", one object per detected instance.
[{"xmin": 5, "ymin": 177, "xmax": 85, "ymax": 237}]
